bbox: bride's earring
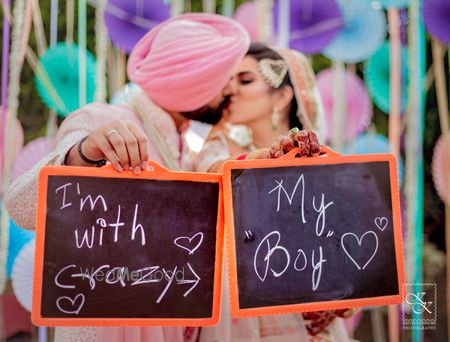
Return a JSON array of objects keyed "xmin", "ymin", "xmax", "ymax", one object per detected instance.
[{"xmin": 271, "ymin": 108, "xmax": 280, "ymax": 131}]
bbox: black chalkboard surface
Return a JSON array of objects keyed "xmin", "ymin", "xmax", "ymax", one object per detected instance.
[
  {"xmin": 223, "ymin": 148, "xmax": 404, "ymax": 317},
  {"xmin": 33, "ymin": 163, "xmax": 224, "ymax": 326}
]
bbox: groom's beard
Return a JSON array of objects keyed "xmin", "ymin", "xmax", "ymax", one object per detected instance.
[{"xmin": 182, "ymin": 97, "xmax": 230, "ymax": 125}]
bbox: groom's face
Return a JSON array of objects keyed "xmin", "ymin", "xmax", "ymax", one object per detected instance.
[{"xmin": 181, "ymin": 93, "xmax": 231, "ymax": 125}]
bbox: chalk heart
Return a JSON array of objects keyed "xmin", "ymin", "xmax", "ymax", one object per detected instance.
[
  {"xmin": 56, "ymin": 293, "xmax": 85, "ymax": 315},
  {"xmin": 341, "ymin": 231, "xmax": 379, "ymax": 271},
  {"xmin": 374, "ymin": 217, "xmax": 388, "ymax": 231},
  {"xmin": 174, "ymin": 232, "xmax": 204, "ymax": 255}
]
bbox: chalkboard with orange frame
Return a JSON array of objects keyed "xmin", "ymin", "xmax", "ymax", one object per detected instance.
[
  {"xmin": 33, "ymin": 161, "xmax": 224, "ymax": 326},
  {"xmin": 222, "ymin": 147, "xmax": 405, "ymax": 317}
]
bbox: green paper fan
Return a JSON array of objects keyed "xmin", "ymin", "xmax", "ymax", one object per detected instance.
[
  {"xmin": 364, "ymin": 41, "xmax": 409, "ymax": 114},
  {"xmin": 35, "ymin": 43, "xmax": 96, "ymax": 117}
]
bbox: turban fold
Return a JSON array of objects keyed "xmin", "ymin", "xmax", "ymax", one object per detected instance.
[{"xmin": 128, "ymin": 13, "xmax": 250, "ymax": 112}]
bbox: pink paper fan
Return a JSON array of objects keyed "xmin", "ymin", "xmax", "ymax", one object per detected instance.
[
  {"xmin": 235, "ymin": 1, "xmax": 259, "ymax": 41},
  {"xmin": 432, "ymin": 132, "xmax": 450, "ymax": 205},
  {"xmin": 316, "ymin": 68, "xmax": 372, "ymax": 143},
  {"xmin": 12, "ymin": 136, "xmax": 55, "ymax": 181}
]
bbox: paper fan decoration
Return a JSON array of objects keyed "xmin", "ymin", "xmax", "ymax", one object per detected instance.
[
  {"xmin": 0, "ymin": 117, "xmax": 24, "ymax": 194},
  {"xmin": 12, "ymin": 240, "xmax": 35, "ymax": 312},
  {"xmin": 235, "ymin": 1, "xmax": 259, "ymax": 41},
  {"xmin": 432, "ymin": 133, "xmax": 450, "ymax": 205},
  {"xmin": 273, "ymin": 0, "xmax": 343, "ymax": 54},
  {"xmin": 375, "ymin": 0, "xmax": 411, "ymax": 9},
  {"xmin": 343, "ymin": 133, "xmax": 404, "ymax": 185},
  {"xmin": 12, "ymin": 136, "xmax": 55, "ymax": 181},
  {"xmin": 104, "ymin": 0, "xmax": 170, "ymax": 54},
  {"xmin": 35, "ymin": 43, "xmax": 96, "ymax": 117},
  {"xmin": 7, "ymin": 219, "xmax": 35, "ymax": 277},
  {"xmin": 110, "ymin": 83, "xmax": 139, "ymax": 105},
  {"xmin": 423, "ymin": 0, "xmax": 450, "ymax": 45},
  {"xmin": 364, "ymin": 41, "xmax": 409, "ymax": 113},
  {"xmin": 323, "ymin": 0, "xmax": 386, "ymax": 63},
  {"xmin": 316, "ymin": 68, "xmax": 372, "ymax": 143}
]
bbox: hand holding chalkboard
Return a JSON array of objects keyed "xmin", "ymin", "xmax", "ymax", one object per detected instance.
[
  {"xmin": 223, "ymin": 147, "xmax": 405, "ymax": 317},
  {"xmin": 33, "ymin": 162, "xmax": 224, "ymax": 326}
]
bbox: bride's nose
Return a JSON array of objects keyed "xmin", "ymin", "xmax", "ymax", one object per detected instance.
[{"xmin": 223, "ymin": 77, "xmax": 238, "ymax": 97}]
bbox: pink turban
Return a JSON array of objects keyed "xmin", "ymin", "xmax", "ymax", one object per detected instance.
[{"xmin": 128, "ymin": 13, "xmax": 250, "ymax": 112}]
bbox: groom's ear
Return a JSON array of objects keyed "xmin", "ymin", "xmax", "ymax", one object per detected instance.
[{"xmin": 273, "ymin": 85, "xmax": 294, "ymax": 112}]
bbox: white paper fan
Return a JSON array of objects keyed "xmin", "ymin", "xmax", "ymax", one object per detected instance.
[{"xmin": 11, "ymin": 239, "xmax": 35, "ymax": 312}]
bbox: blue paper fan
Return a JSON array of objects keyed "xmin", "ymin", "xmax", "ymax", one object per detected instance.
[
  {"xmin": 35, "ymin": 43, "xmax": 97, "ymax": 117},
  {"xmin": 6, "ymin": 219, "xmax": 35, "ymax": 277},
  {"xmin": 374, "ymin": 0, "xmax": 411, "ymax": 9},
  {"xmin": 323, "ymin": 0, "xmax": 386, "ymax": 63},
  {"xmin": 364, "ymin": 41, "xmax": 409, "ymax": 114},
  {"xmin": 343, "ymin": 133, "xmax": 404, "ymax": 185}
]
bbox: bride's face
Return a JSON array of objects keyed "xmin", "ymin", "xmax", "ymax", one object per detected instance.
[{"xmin": 224, "ymin": 56, "xmax": 275, "ymax": 125}]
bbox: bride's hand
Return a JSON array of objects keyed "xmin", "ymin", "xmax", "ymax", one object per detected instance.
[{"xmin": 268, "ymin": 129, "xmax": 320, "ymax": 159}]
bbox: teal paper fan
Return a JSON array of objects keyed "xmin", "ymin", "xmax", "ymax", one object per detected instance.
[
  {"xmin": 35, "ymin": 43, "xmax": 96, "ymax": 117},
  {"xmin": 364, "ymin": 41, "xmax": 409, "ymax": 113},
  {"xmin": 7, "ymin": 219, "xmax": 35, "ymax": 277}
]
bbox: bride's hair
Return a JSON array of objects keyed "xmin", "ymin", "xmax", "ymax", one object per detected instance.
[{"xmin": 246, "ymin": 42, "xmax": 301, "ymax": 130}]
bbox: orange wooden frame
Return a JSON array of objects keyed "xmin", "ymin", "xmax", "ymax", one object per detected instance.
[
  {"xmin": 32, "ymin": 161, "xmax": 224, "ymax": 327},
  {"xmin": 222, "ymin": 147, "xmax": 406, "ymax": 318}
]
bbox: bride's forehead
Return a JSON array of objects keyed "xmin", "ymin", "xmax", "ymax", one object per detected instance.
[{"xmin": 237, "ymin": 56, "xmax": 259, "ymax": 71}]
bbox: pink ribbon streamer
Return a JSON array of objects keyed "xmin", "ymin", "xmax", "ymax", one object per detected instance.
[{"xmin": 1, "ymin": 0, "xmax": 11, "ymax": 176}]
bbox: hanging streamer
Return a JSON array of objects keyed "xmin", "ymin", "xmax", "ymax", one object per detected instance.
[
  {"xmin": 431, "ymin": 37, "xmax": 449, "ymax": 338},
  {"xmin": 331, "ymin": 61, "xmax": 346, "ymax": 151},
  {"xmin": 202, "ymin": 0, "xmax": 216, "ymax": 13},
  {"xmin": 388, "ymin": 9, "xmax": 402, "ymax": 155},
  {"xmin": 50, "ymin": 0, "xmax": 58, "ymax": 46},
  {"xmin": 171, "ymin": 0, "xmax": 184, "ymax": 16},
  {"xmin": 66, "ymin": 0, "xmax": 75, "ymax": 44},
  {"xmin": 31, "ymin": 0, "xmax": 47, "ymax": 55},
  {"xmin": 387, "ymin": 8, "xmax": 402, "ymax": 342},
  {"xmin": 276, "ymin": 0, "xmax": 290, "ymax": 48},
  {"xmin": 222, "ymin": 0, "xmax": 234, "ymax": 17},
  {"xmin": 116, "ymin": 49, "xmax": 126, "ymax": 92},
  {"xmin": 78, "ymin": 0, "xmax": 87, "ymax": 108},
  {"xmin": 257, "ymin": 0, "xmax": 273, "ymax": 43},
  {"xmin": 405, "ymin": 1, "xmax": 426, "ymax": 341},
  {"xmin": 0, "ymin": 0, "xmax": 11, "ymax": 295},
  {"xmin": 95, "ymin": 0, "xmax": 108, "ymax": 103},
  {"xmin": 47, "ymin": 0, "xmax": 59, "ymax": 137},
  {"xmin": 19, "ymin": 1, "xmax": 34, "ymax": 68}
]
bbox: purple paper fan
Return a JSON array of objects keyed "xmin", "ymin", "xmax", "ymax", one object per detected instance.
[
  {"xmin": 273, "ymin": 0, "xmax": 343, "ymax": 54},
  {"xmin": 104, "ymin": 0, "xmax": 170, "ymax": 54},
  {"xmin": 423, "ymin": 0, "xmax": 450, "ymax": 45}
]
